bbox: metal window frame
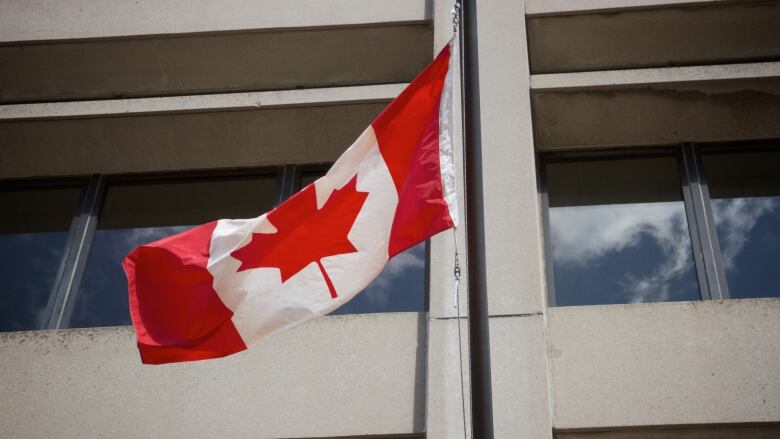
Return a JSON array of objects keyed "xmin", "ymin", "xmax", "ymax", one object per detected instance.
[
  {"xmin": 538, "ymin": 145, "xmax": 715, "ymax": 307},
  {"xmin": 678, "ymin": 147, "xmax": 713, "ymax": 300},
  {"xmin": 536, "ymin": 155, "xmax": 556, "ymax": 307},
  {"xmin": 45, "ymin": 174, "xmax": 105, "ymax": 329},
  {"xmin": 681, "ymin": 144, "xmax": 729, "ymax": 300}
]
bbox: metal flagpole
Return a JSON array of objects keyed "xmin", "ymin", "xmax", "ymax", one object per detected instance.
[{"xmin": 457, "ymin": 0, "xmax": 495, "ymax": 438}]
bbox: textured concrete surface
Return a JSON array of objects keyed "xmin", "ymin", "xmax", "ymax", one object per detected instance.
[
  {"xmin": 0, "ymin": 313, "xmax": 426, "ymax": 439},
  {"xmin": 0, "ymin": 102, "xmax": 386, "ymax": 179},
  {"xmin": 0, "ymin": 0, "xmax": 430, "ymax": 42},
  {"xmin": 548, "ymin": 299, "xmax": 780, "ymax": 429},
  {"xmin": 0, "ymin": 84, "xmax": 405, "ymax": 120},
  {"xmin": 489, "ymin": 315, "xmax": 553, "ymax": 439},
  {"xmin": 425, "ymin": 4, "xmax": 473, "ymax": 436},
  {"xmin": 532, "ymin": 76, "xmax": 780, "ymax": 150},
  {"xmin": 556, "ymin": 424, "xmax": 780, "ymax": 439},
  {"xmin": 478, "ymin": 0, "xmax": 547, "ymax": 316},
  {"xmin": 0, "ymin": 24, "xmax": 430, "ymax": 103},
  {"xmin": 426, "ymin": 318, "xmax": 473, "ymax": 439},
  {"xmin": 528, "ymin": 1, "xmax": 780, "ymax": 73},
  {"xmin": 526, "ymin": 0, "xmax": 728, "ymax": 15},
  {"xmin": 531, "ymin": 62, "xmax": 780, "ymax": 92}
]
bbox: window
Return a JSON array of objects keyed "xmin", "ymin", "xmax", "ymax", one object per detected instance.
[
  {"xmin": 701, "ymin": 148, "xmax": 780, "ymax": 299},
  {"xmin": 0, "ymin": 183, "xmax": 83, "ymax": 331},
  {"xmin": 541, "ymin": 144, "xmax": 780, "ymax": 306},
  {"xmin": 2, "ymin": 165, "xmax": 429, "ymax": 332},
  {"xmin": 544, "ymin": 154, "xmax": 700, "ymax": 306}
]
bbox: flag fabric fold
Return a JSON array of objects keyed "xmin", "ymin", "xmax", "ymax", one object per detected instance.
[{"xmin": 123, "ymin": 43, "xmax": 457, "ymax": 364}]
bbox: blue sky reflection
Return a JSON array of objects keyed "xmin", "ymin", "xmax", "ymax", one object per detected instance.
[
  {"xmin": 712, "ymin": 196, "xmax": 780, "ymax": 298},
  {"xmin": 550, "ymin": 201, "xmax": 700, "ymax": 306},
  {"xmin": 329, "ymin": 242, "xmax": 426, "ymax": 315}
]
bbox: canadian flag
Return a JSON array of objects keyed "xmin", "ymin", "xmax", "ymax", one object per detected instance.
[{"xmin": 123, "ymin": 44, "xmax": 457, "ymax": 364}]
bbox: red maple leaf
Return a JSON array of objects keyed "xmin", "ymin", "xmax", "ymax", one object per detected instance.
[{"xmin": 231, "ymin": 175, "xmax": 369, "ymax": 299}]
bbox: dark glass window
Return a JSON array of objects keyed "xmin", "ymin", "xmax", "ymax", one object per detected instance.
[
  {"xmin": 298, "ymin": 168, "xmax": 428, "ymax": 314},
  {"xmin": 545, "ymin": 155, "xmax": 701, "ymax": 306},
  {"xmin": 300, "ymin": 171, "xmax": 321, "ymax": 189},
  {"xmin": 68, "ymin": 174, "xmax": 278, "ymax": 328},
  {"xmin": 703, "ymin": 149, "xmax": 780, "ymax": 299},
  {"xmin": 0, "ymin": 185, "xmax": 82, "ymax": 331}
]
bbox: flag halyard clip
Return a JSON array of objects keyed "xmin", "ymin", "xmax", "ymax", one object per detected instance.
[
  {"xmin": 454, "ymin": 250, "xmax": 461, "ymax": 283},
  {"xmin": 451, "ymin": 1, "xmax": 462, "ymax": 35}
]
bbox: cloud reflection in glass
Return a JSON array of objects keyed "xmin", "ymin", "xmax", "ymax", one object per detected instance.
[{"xmin": 546, "ymin": 156, "xmax": 701, "ymax": 306}]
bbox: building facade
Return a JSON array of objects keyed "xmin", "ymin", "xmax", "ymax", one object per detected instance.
[{"xmin": 1, "ymin": 1, "xmax": 779, "ymax": 438}]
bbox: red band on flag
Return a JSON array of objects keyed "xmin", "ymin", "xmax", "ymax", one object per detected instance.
[
  {"xmin": 372, "ymin": 45, "xmax": 454, "ymax": 257},
  {"xmin": 124, "ymin": 222, "xmax": 246, "ymax": 364}
]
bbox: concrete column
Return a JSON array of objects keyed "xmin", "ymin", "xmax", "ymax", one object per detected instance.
[
  {"xmin": 477, "ymin": 0, "xmax": 553, "ymax": 437},
  {"xmin": 427, "ymin": 1, "xmax": 553, "ymax": 438},
  {"xmin": 426, "ymin": 2, "xmax": 474, "ymax": 438}
]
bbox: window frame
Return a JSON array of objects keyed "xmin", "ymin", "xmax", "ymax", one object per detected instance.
[{"xmin": 537, "ymin": 143, "xmax": 770, "ymax": 307}]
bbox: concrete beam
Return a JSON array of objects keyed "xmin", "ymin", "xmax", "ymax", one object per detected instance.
[
  {"xmin": 0, "ymin": 84, "xmax": 406, "ymax": 121},
  {"xmin": 548, "ymin": 299, "xmax": 780, "ymax": 429},
  {"xmin": 532, "ymin": 75, "xmax": 780, "ymax": 150},
  {"xmin": 531, "ymin": 62, "xmax": 780, "ymax": 91},
  {"xmin": 0, "ymin": 100, "xmax": 388, "ymax": 179},
  {"xmin": 0, "ymin": 25, "xmax": 429, "ymax": 103},
  {"xmin": 526, "ymin": 0, "xmax": 731, "ymax": 16},
  {"xmin": 556, "ymin": 425, "xmax": 780, "ymax": 439},
  {"xmin": 0, "ymin": 0, "xmax": 430, "ymax": 43},
  {"xmin": 0, "ymin": 313, "xmax": 427, "ymax": 439},
  {"xmin": 527, "ymin": 1, "xmax": 780, "ymax": 74}
]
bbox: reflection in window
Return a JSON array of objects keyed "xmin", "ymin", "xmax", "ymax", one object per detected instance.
[
  {"xmin": 330, "ymin": 242, "xmax": 427, "ymax": 315},
  {"xmin": 704, "ymin": 150, "xmax": 780, "ymax": 299},
  {"xmin": 546, "ymin": 156, "xmax": 700, "ymax": 306},
  {"xmin": 0, "ymin": 185, "xmax": 82, "ymax": 331},
  {"xmin": 69, "ymin": 175, "xmax": 278, "ymax": 328},
  {"xmin": 298, "ymin": 168, "xmax": 428, "ymax": 315}
]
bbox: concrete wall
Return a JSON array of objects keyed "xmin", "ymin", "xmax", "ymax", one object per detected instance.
[
  {"xmin": 0, "ymin": 313, "xmax": 426, "ymax": 439},
  {"xmin": 549, "ymin": 300, "xmax": 780, "ymax": 429}
]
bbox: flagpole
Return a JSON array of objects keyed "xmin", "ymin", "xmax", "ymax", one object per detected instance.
[{"xmin": 458, "ymin": 0, "xmax": 495, "ymax": 437}]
